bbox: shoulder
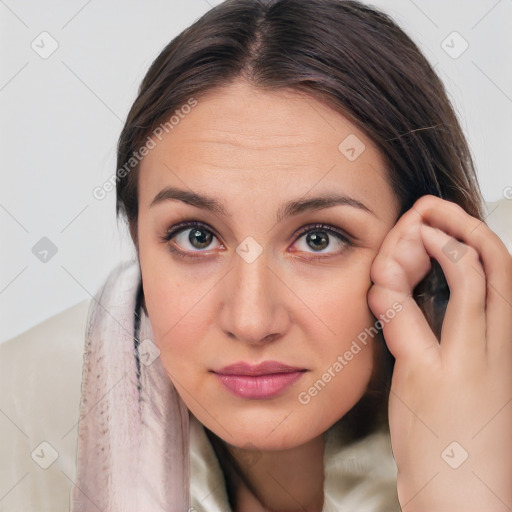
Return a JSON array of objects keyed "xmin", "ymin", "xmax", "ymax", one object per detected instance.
[{"xmin": 0, "ymin": 299, "xmax": 91, "ymax": 511}]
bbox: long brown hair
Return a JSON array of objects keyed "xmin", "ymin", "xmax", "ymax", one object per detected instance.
[{"xmin": 115, "ymin": 0, "xmax": 485, "ymax": 438}]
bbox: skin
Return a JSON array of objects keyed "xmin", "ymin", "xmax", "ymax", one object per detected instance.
[{"xmin": 135, "ymin": 78, "xmax": 512, "ymax": 511}]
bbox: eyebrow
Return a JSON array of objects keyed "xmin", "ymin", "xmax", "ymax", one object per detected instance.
[{"xmin": 150, "ymin": 186, "xmax": 375, "ymax": 221}]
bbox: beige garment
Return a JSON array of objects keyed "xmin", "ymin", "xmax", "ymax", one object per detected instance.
[{"xmin": 0, "ymin": 299, "xmax": 89, "ymax": 512}]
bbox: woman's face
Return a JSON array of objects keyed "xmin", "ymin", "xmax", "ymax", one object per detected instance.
[{"xmin": 137, "ymin": 79, "xmax": 400, "ymax": 451}]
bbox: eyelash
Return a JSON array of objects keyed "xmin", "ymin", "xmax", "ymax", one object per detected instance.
[{"xmin": 160, "ymin": 221, "xmax": 354, "ymax": 261}]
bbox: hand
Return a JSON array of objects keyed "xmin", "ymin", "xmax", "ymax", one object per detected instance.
[{"xmin": 367, "ymin": 195, "xmax": 512, "ymax": 511}]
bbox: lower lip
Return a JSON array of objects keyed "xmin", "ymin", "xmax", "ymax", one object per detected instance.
[{"xmin": 214, "ymin": 371, "xmax": 305, "ymax": 399}]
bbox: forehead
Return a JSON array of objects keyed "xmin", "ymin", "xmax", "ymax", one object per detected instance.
[{"xmin": 138, "ymin": 80, "xmax": 397, "ymax": 216}]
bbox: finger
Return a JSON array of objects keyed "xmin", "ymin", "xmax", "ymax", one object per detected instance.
[
  {"xmin": 368, "ymin": 207, "xmax": 439, "ymax": 362},
  {"xmin": 368, "ymin": 284, "xmax": 439, "ymax": 363},
  {"xmin": 419, "ymin": 223, "xmax": 486, "ymax": 361},
  {"xmin": 413, "ymin": 195, "xmax": 512, "ymax": 356}
]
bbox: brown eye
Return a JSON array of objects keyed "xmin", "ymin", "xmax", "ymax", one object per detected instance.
[
  {"xmin": 305, "ymin": 231, "xmax": 329, "ymax": 251},
  {"xmin": 187, "ymin": 227, "xmax": 213, "ymax": 249},
  {"xmin": 162, "ymin": 221, "xmax": 222, "ymax": 258},
  {"xmin": 292, "ymin": 223, "xmax": 353, "ymax": 258}
]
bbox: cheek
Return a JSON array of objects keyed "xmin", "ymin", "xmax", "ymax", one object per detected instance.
[
  {"xmin": 317, "ymin": 283, "xmax": 373, "ymax": 335},
  {"xmin": 300, "ymin": 284, "xmax": 376, "ymax": 388},
  {"xmin": 143, "ymin": 291, "xmax": 212, "ymax": 402},
  {"xmin": 139, "ymin": 267, "xmax": 216, "ymax": 389},
  {"xmin": 138, "ymin": 229, "xmax": 203, "ymax": 340},
  {"xmin": 142, "ymin": 277, "xmax": 208, "ymax": 365},
  {"xmin": 293, "ymin": 261, "xmax": 377, "ymax": 406},
  {"xmin": 293, "ymin": 255, "xmax": 376, "ymax": 344},
  {"xmin": 296, "ymin": 301, "xmax": 377, "ymax": 432}
]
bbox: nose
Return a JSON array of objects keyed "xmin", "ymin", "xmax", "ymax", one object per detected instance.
[{"xmin": 219, "ymin": 249, "xmax": 290, "ymax": 346}]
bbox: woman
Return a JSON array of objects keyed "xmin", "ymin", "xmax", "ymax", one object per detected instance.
[{"xmin": 71, "ymin": 0, "xmax": 512, "ymax": 510}]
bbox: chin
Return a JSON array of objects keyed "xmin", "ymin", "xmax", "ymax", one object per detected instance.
[{"xmin": 200, "ymin": 408, "xmax": 328, "ymax": 452}]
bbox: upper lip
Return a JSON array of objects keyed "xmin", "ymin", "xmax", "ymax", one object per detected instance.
[{"xmin": 214, "ymin": 361, "xmax": 306, "ymax": 376}]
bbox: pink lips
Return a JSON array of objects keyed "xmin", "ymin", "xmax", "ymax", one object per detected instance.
[{"xmin": 212, "ymin": 361, "xmax": 307, "ymax": 399}]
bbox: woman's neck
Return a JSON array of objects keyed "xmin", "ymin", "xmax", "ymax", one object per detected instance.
[{"xmin": 206, "ymin": 429, "xmax": 325, "ymax": 512}]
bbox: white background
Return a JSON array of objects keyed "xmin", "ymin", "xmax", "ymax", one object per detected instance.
[{"xmin": 1, "ymin": 0, "xmax": 511, "ymax": 344}]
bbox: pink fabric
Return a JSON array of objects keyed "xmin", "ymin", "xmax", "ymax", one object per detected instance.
[{"xmin": 70, "ymin": 260, "xmax": 190, "ymax": 511}]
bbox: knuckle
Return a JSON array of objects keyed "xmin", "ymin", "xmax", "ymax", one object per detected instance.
[
  {"xmin": 414, "ymin": 194, "xmax": 467, "ymax": 220},
  {"xmin": 371, "ymin": 255, "xmax": 408, "ymax": 291},
  {"xmin": 414, "ymin": 194, "xmax": 436, "ymax": 211}
]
